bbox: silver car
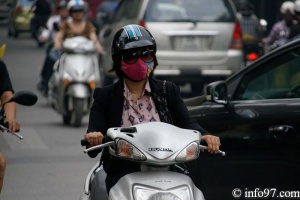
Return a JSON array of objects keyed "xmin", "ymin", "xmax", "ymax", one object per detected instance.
[{"xmin": 99, "ymin": 0, "xmax": 243, "ymax": 96}]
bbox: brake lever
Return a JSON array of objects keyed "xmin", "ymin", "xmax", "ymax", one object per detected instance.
[
  {"xmin": 83, "ymin": 141, "xmax": 115, "ymax": 154},
  {"xmin": 199, "ymin": 144, "xmax": 226, "ymax": 156},
  {"xmin": 0, "ymin": 125, "xmax": 23, "ymax": 140}
]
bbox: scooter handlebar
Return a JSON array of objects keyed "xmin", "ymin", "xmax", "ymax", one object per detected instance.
[
  {"xmin": 0, "ymin": 124, "xmax": 23, "ymax": 140},
  {"xmin": 81, "ymin": 139, "xmax": 89, "ymax": 146}
]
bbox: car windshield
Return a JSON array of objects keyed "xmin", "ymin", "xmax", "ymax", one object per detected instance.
[
  {"xmin": 145, "ymin": 0, "xmax": 235, "ymax": 22},
  {"xmin": 20, "ymin": 0, "xmax": 34, "ymax": 6}
]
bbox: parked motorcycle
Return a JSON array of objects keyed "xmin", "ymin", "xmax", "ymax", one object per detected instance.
[
  {"xmin": 48, "ymin": 36, "xmax": 101, "ymax": 127},
  {"xmin": 80, "ymin": 122, "xmax": 225, "ymax": 200},
  {"xmin": 0, "ymin": 91, "xmax": 38, "ymax": 138}
]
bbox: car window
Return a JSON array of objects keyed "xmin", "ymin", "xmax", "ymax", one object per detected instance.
[
  {"xmin": 233, "ymin": 49, "xmax": 300, "ymax": 100},
  {"xmin": 145, "ymin": 0, "xmax": 235, "ymax": 22},
  {"xmin": 20, "ymin": 0, "xmax": 34, "ymax": 6},
  {"xmin": 111, "ymin": 0, "xmax": 142, "ymax": 23}
]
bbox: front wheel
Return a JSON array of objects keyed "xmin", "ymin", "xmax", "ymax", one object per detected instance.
[{"xmin": 70, "ymin": 98, "xmax": 84, "ymax": 127}]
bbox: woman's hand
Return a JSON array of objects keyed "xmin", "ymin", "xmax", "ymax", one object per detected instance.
[
  {"xmin": 84, "ymin": 132, "xmax": 104, "ymax": 147},
  {"xmin": 4, "ymin": 117, "xmax": 20, "ymax": 134},
  {"xmin": 201, "ymin": 135, "xmax": 221, "ymax": 154}
]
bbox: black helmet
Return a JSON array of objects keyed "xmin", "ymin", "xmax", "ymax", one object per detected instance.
[
  {"xmin": 237, "ymin": 0, "xmax": 254, "ymax": 16},
  {"xmin": 111, "ymin": 24, "xmax": 156, "ymax": 62},
  {"xmin": 57, "ymin": 0, "xmax": 67, "ymax": 9},
  {"xmin": 110, "ymin": 24, "xmax": 158, "ymax": 79}
]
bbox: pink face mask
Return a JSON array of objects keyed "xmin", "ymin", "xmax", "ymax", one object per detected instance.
[{"xmin": 121, "ymin": 58, "xmax": 154, "ymax": 81}]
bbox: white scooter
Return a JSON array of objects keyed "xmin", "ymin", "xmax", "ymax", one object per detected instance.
[
  {"xmin": 48, "ymin": 36, "xmax": 101, "ymax": 127},
  {"xmin": 80, "ymin": 122, "xmax": 225, "ymax": 200}
]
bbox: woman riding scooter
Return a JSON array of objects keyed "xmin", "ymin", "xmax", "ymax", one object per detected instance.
[
  {"xmin": 84, "ymin": 24, "xmax": 221, "ymax": 193},
  {"xmin": 54, "ymin": 0, "xmax": 103, "ymax": 53},
  {"xmin": 38, "ymin": 0, "xmax": 104, "ymax": 96}
]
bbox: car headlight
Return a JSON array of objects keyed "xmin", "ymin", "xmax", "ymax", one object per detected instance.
[
  {"xmin": 116, "ymin": 139, "xmax": 146, "ymax": 161},
  {"xmin": 176, "ymin": 142, "xmax": 199, "ymax": 162},
  {"xmin": 133, "ymin": 185, "xmax": 191, "ymax": 200}
]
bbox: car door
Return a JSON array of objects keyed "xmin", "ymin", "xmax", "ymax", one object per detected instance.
[{"xmin": 188, "ymin": 43, "xmax": 300, "ymax": 199}]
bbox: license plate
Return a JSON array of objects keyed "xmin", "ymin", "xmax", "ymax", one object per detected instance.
[{"xmin": 174, "ymin": 36, "xmax": 203, "ymax": 50}]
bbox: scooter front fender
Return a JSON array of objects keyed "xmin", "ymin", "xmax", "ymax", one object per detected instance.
[{"xmin": 66, "ymin": 83, "xmax": 90, "ymax": 98}]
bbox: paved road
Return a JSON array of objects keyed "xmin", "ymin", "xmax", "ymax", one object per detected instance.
[{"xmin": 0, "ymin": 27, "xmax": 96, "ymax": 200}]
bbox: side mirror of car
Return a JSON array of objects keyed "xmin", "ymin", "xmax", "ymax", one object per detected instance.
[{"xmin": 205, "ymin": 81, "xmax": 228, "ymax": 105}]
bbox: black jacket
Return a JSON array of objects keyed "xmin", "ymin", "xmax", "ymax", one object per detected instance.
[
  {"xmin": 0, "ymin": 60, "xmax": 14, "ymax": 97},
  {"xmin": 87, "ymin": 78, "xmax": 208, "ymax": 175}
]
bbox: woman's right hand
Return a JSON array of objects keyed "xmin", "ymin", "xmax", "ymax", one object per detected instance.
[{"xmin": 84, "ymin": 132, "xmax": 104, "ymax": 147}]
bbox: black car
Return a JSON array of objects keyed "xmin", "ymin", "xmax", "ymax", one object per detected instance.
[{"xmin": 185, "ymin": 39, "xmax": 300, "ymax": 199}]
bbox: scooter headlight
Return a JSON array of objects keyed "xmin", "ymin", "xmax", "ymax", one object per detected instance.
[
  {"xmin": 63, "ymin": 72, "xmax": 72, "ymax": 86},
  {"xmin": 176, "ymin": 142, "xmax": 199, "ymax": 162},
  {"xmin": 88, "ymin": 75, "xmax": 96, "ymax": 89},
  {"xmin": 133, "ymin": 185, "xmax": 191, "ymax": 200},
  {"xmin": 116, "ymin": 139, "xmax": 146, "ymax": 161}
]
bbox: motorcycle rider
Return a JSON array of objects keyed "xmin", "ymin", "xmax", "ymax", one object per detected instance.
[
  {"xmin": 38, "ymin": 0, "xmax": 69, "ymax": 45},
  {"xmin": 0, "ymin": 44, "xmax": 20, "ymax": 193},
  {"xmin": 263, "ymin": 1, "xmax": 297, "ymax": 49},
  {"xmin": 39, "ymin": 0, "xmax": 104, "ymax": 96},
  {"xmin": 54, "ymin": 0, "xmax": 103, "ymax": 53},
  {"xmin": 236, "ymin": 0, "xmax": 260, "ymax": 40},
  {"xmin": 236, "ymin": 0, "xmax": 262, "ymax": 63},
  {"xmin": 37, "ymin": 0, "xmax": 69, "ymax": 96},
  {"xmin": 84, "ymin": 24, "xmax": 221, "ymax": 193},
  {"xmin": 29, "ymin": 0, "xmax": 54, "ymax": 41},
  {"xmin": 289, "ymin": 0, "xmax": 300, "ymax": 40}
]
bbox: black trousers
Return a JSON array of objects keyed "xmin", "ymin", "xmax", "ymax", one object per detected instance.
[{"xmin": 40, "ymin": 44, "xmax": 56, "ymax": 89}]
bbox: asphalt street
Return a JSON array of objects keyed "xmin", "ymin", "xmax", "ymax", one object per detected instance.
[{"xmin": 0, "ymin": 27, "xmax": 96, "ymax": 200}]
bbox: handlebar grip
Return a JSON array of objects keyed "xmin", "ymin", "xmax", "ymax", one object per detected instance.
[{"xmin": 81, "ymin": 139, "xmax": 90, "ymax": 146}]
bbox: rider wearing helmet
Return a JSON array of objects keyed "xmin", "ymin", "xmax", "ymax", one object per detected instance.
[
  {"xmin": 54, "ymin": 0, "xmax": 103, "ymax": 53},
  {"xmin": 84, "ymin": 24, "xmax": 221, "ymax": 193},
  {"xmin": 289, "ymin": 0, "xmax": 300, "ymax": 40},
  {"xmin": 264, "ymin": 1, "xmax": 297, "ymax": 47},
  {"xmin": 39, "ymin": 0, "xmax": 69, "ymax": 43}
]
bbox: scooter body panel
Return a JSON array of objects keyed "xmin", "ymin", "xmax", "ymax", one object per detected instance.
[
  {"xmin": 50, "ymin": 52, "xmax": 100, "ymax": 114},
  {"xmin": 66, "ymin": 83, "xmax": 90, "ymax": 98},
  {"xmin": 108, "ymin": 171, "xmax": 205, "ymax": 200}
]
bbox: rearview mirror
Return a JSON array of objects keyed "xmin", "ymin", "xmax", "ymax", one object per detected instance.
[
  {"xmin": 205, "ymin": 81, "xmax": 228, "ymax": 105},
  {"xmin": 2, "ymin": 91, "xmax": 38, "ymax": 107}
]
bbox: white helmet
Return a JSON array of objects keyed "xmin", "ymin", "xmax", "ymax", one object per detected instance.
[
  {"xmin": 280, "ymin": 1, "xmax": 295, "ymax": 14},
  {"xmin": 295, "ymin": 0, "xmax": 300, "ymax": 13},
  {"xmin": 67, "ymin": 0, "xmax": 85, "ymax": 12}
]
